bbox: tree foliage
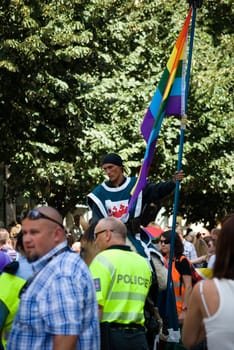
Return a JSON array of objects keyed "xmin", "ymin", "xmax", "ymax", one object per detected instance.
[{"xmin": 0, "ymin": 0, "xmax": 233, "ymax": 225}]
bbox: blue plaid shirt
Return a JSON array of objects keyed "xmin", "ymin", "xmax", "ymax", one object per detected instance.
[{"xmin": 7, "ymin": 241, "xmax": 100, "ymax": 350}]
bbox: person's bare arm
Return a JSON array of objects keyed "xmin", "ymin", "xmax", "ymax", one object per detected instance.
[
  {"xmin": 53, "ymin": 335, "xmax": 78, "ymax": 350},
  {"xmin": 182, "ymin": 282, "xmax": 206, "ymax": 348},
  {"xmin": 190, "ymin": 255, "xmax": 207, "ymax": 265},
  {"xmin": 179, "ymin": 274, "xmax": 192, "ymax": 324}
]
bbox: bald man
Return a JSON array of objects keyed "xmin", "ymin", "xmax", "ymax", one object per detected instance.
[{"xmin": 90, "ymin": 217, "xmax": 152, "ymax": 350}]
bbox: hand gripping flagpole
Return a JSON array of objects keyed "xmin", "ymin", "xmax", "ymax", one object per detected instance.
[{"xmin": 165, "ymin": 1, "xmax": 198, "ymax": 324}]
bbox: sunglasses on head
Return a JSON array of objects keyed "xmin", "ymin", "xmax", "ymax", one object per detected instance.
[
  {"xmin": 159, "ymin": 239, "xmax": 170, "ymax": 244},
  {"xmin": 23, "ymin": 209, "xmax": 64, "ymax": 229}
]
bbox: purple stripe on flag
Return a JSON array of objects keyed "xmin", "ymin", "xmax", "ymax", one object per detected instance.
[
  {"xmin": 140, "ymin": 108, "xmax": 154, "ymax": 142},
  {"xmin": 165, "ymin": 95, "xmax": 181, "ymax": 115},
  {"xmin": 128, "ymin": 135, "xmax": 159, "ymax": 211}
]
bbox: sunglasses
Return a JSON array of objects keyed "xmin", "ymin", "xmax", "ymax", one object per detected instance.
[
  {"xmin": 93, "ymin": 228, "xmax": 113, "ymax": 240},
  {"xmin": 159, "ymin": 239, "xmax": 170, "ymax": 245},
  {"xmin": 23, "ymin": 209, "xmax": 64, "ymax": 229}
]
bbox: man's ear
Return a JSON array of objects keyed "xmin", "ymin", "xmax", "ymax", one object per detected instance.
[
  {"xmin": 54, "ymin": 226, "xmax": 65, "ymax": 243},
  {"xmin": 105, "ymin": 229, "xmax": 112, "ymax": 242}
]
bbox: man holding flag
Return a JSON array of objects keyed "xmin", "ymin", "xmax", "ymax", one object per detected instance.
[
  {"xmin": 87, "ymin": 152, "xmax": 184, "ymax": 350},
  {"xmin": 88, "ymin": 1, "xmax": 200, "ymax": 348},
  {"xmin": 87, "ymin": 152, "xmax": 184, "ymax": 233},
  {"xmin": 88, "ymin": 3, "xmax": 191, "ymax": 227}
]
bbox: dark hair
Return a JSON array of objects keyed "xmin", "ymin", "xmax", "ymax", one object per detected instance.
[
  {"xmin": 15, "ymin": 230, "xmax": 24, "ymax": 253},
  {"xmin": 161, "ymin": 230, "xmax": 184, "ymax": 258},
  {"xmin": 213, "ymin": 214, "xmax": 234, "ymax": 279},
  {"xmin": 81, "ymin": 221, "xmax": 98, "ymax": 242},
  {"xmin": 186, "ymin": 228, "xmax": 193, "ymax": 235}
]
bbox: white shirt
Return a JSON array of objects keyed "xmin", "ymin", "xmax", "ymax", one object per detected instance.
[
  {"xmin": 202, "ymin": 278, "xmax": 234, "ymax": 350},
  {"xmin": 207, "ymin": 254, "xmax": 216, "ymax": 268},
  {"xmin": 183, "ymin": 239, "xmax": 198, "ymax": 261}
]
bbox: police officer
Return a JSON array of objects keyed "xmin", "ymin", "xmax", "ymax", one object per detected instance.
[{"xmin": 89, "ymin": 217, "xmax": 152, "ymax": 350}]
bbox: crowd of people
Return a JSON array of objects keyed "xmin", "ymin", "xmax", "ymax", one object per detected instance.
[{"xmin": 0, "ymin": 153, "xmax": 233, "ymax": 350}]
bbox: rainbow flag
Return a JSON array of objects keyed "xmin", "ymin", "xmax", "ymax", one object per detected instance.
[{"xmin": 128, "ymin": 8, "xmax": 192, "ymax": 212}]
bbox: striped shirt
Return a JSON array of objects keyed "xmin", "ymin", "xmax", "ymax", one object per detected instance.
[{"xmin": 7, "ymin": 241, "xmax": 100, "ymax": 350}]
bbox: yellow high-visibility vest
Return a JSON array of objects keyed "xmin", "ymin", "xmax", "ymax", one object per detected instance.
[
  {"xmin": 90, "ymin": 247, "xmax": 152, "ymax": 325},
  {"xmin": 0, "ymin": 273, "xmax": 26, "ymax": 349}
]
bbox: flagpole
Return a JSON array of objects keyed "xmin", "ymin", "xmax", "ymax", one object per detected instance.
[{"xmin": 165, "ymin": 4, "xmax": 197, "ymax": 317}]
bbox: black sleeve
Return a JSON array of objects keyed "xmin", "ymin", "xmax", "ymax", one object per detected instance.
[
  {"xmin": 175, "ymin": 257, "xmax": 192, "ymax": 276},
  {"xmin": 3, "ymin": 261, "xmax": 19, "ymax": 274},
  {"xmin": 142, "ymin": 181, "xmax": 175, "ymax": 204}
]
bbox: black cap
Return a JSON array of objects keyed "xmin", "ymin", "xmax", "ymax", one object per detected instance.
[{"xmin": 101, "ymin": 153, "xmax": 123, "ymax": 167}]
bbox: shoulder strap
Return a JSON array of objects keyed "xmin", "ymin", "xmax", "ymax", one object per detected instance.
[
  {"xmin": 19, "ymin": 246, "xmax": 69, "ymax": 297},
  {"xmin": 200, "ymin": 281, "xmax": 211, "ymax": 317}
]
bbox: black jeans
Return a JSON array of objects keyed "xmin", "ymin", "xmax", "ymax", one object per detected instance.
[
  {"xmin": 109, "ymin": 327, "xmax": 149, "ymax": 350},
  {"xmin": 100, "ymin": 322, "xmax": 149, "ymax": 350}
]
